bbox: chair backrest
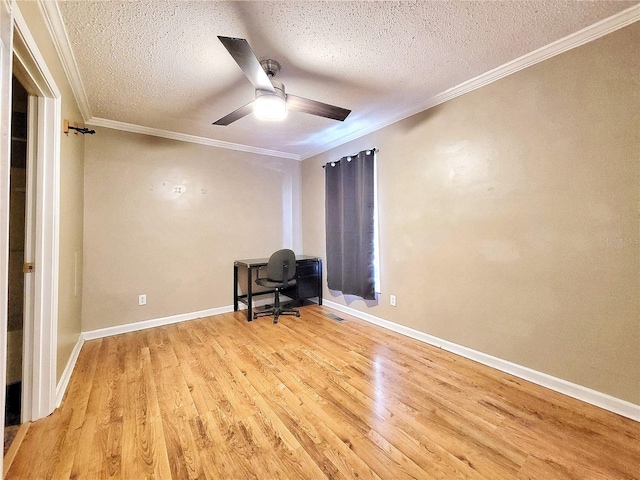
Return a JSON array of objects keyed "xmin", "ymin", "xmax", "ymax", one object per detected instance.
[{"xmin": 266, "ymin": 249, "xmax": 296, "ymax": 283}]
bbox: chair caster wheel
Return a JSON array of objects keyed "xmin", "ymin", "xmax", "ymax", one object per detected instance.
[{"xmin": 296, "ymin": 312, "xmax": 300, "ymax": 317}]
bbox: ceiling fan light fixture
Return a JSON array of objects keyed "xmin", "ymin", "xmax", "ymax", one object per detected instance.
[
  {"xmin": 254, "ymin": 94, "xmax": 287, "ymax": 120},
  {"xmin": 254, "ymin": 80, "xmax": 287, "ymax": 121}
]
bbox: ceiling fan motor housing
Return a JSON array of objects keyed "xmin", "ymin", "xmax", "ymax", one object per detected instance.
[{"xmin": 260, "ymin": 59, "xmax": 281, "ymax": 77}]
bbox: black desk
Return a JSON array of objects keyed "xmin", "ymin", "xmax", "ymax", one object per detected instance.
[{"xmin": 234, "ymin": 256, "xmax": 323, "ymax": 321}]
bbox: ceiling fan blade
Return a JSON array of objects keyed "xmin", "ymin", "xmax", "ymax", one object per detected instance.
[
  {"xmin": 286, "ymin": 94, "xmax": 351, "ymax": 121},
  {"xmin": 212, "ymin": 102, "xmax": 254, "ymax": 126},
  {"xmin": 218, "ymin": 36, "xmax": 275, "ymax": 93}
]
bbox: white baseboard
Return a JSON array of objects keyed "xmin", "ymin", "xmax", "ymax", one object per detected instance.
[
  {"xmin": 82, "ymin": 305, "xmax": 235, "ymax": 341},
  {"xmin": 323, "ymin": 300, "xmax": 640, "ymax": 422},
  {"xmin": 55, "ymin": 333, "xmax": 84, "ymax": 407}
]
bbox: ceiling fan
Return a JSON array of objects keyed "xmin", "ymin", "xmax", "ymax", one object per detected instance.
[{"xmin": 212, "ymin": 36, "xmax": 351, "ymax": 125}]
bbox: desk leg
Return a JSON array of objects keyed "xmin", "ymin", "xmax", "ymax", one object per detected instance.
[
  {"xmin": 247, "ymin": 266, "xmax": 253, "ymax": 321},
  {"xmin": 233, "ymin": 264, "xmax": 239, "ymax": 311}
]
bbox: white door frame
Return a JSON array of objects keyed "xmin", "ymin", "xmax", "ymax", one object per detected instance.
[
  {"xmin": 11, "ymin": 3, "xmax": 60, "ymax": 422},
  {"xmin": 0, "ymin": 5, "xmax": 14, "ymax": 478}
]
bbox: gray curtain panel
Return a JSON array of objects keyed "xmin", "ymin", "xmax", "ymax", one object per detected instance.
[{"xmin": 325, "ymin": 149, "xmax": 376, "ymax": 300}]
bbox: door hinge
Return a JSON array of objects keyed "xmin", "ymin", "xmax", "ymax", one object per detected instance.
[{"xmin": 23, "ymin": 262, "xmax": 34, "ymax": 274}]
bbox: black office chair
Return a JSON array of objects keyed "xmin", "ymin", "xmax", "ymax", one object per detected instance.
[{"xmin": 253, "ymin": 249, "xmax": 301, "ymax": 324}]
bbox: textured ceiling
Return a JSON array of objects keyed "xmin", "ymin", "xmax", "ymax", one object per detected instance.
[{"xmin": 56, "ymin": 1, "xmax": 638, "ymax": 159}]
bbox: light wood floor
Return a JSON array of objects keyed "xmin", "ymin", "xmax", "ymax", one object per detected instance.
[{"xmin": 5, "ymin": 305, "xmax": 639, "ymax": 479}]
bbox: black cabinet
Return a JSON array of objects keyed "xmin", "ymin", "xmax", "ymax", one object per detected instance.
[{"xmin": 294, "ymin": 259, "xmax": 322, "ymax": 301}]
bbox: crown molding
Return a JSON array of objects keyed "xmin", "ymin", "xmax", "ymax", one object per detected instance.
[
  {"xmin": 299, "ymin": 4, "xmax": 640, "ymax": 160},
  {"xmin": 37, "ymin": 0, "xmax": 92, "ymax": 121},
  {"xmin": 37, "ymin": 0, "xmax": 639, "ymax": 161},
  {"xmin": 87, "ymin": 117, "xmax": 301, "ymax": 160}
]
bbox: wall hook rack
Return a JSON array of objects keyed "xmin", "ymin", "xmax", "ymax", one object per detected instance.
[{"xmin": 63, "ymin": 119, "xmax": 95, "ymax": 135}]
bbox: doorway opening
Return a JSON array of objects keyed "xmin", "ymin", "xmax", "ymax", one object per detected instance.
[{"xmin": 4, "ymin": 76, "xmax": 28, "ymax": 455}]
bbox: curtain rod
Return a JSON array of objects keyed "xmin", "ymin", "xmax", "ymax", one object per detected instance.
[{"xmin": 322, "ymin": 148, "xmax": 378, "ymax": 168}]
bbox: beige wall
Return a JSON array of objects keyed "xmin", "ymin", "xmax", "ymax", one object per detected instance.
[
  {"xmin": 16, "ymin": 2, "xmax": 85, "ymax": 382},
  {"xmin": 302, "ymin": 24, "xmax": 639, "ymax": 404},
  {"xmin": 82, "ymin": 127, "xmax": 302, "ymax": 332}
]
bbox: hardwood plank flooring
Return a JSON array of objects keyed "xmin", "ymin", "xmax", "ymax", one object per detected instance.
[{"xmin": 5, "ymin": 305, "xmax": 639, "ymax": 479}]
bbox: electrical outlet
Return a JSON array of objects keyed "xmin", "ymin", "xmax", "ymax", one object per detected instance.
[
  {"xmin": 390, "ymin": 294, "xmax": 396, "ymax": 307},
  {"xmin": 138, "ymin": 294, "xmax": 147, "ymax": 306}
]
